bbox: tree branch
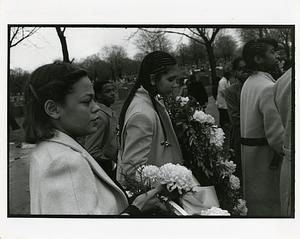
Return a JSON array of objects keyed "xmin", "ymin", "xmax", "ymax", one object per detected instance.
[
  {"xmin": 10, "ymin": 27, "xmax": 20, "ymax": 47},
  {"xmin": 139, "ymin": 28, "xmax": 205, "ymax": 45},
  {"xmin": 210, "ymin": 28, "xmax": 220, "ymax": 44},
  {"xmin": 10, "ymin": 27, "xmax": 40, "ymax": 48},
  {"xmin": 196, "ymin": 28, "xmax": 209, "ymax": 43},
  {"xmin": 187, "ymin": 28, "xmax": 200, "ymax": 37},
  {"xmin": 126, "ymin": 29, "xmax": 140, "ymax": 41}
]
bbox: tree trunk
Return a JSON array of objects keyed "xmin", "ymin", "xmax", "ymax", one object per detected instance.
[
  {"xmin": 180, "ymin": 52, "xmax": 185, "ymax": 66},
  {"xmin": 205, "ymin": 43, "xmax": 218, "ymax": 99},
  {"xmin": 284, "ymin": 44, "xmax": 290, "ymax": 62},
  {"xmin": 283, "ymin": 33, "xmax": 291, "ymax": 62},
  {"xmin": 55, "ymin": 27, "xmax": 70, "ymax": 63},
  {"xmin": 259, "ymin": 29, "xmax": 264, "ymax": 38}
]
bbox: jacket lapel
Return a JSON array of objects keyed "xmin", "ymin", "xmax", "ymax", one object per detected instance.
[
  {"xmin": 47, "ymin": 131, "xmax": 127, "ymax": 200},
  {"xmin": 135, "ymin": 87, "xmax": 183, "ymax": 161}
]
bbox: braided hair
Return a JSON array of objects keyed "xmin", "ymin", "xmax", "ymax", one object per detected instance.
[
  {"xmin": 242, "ymin": 38, "xmax": 278, "ymax": 71},
  {"xmin": 119, "ymin": 51, "xmax": 177, "ymax": 143}
]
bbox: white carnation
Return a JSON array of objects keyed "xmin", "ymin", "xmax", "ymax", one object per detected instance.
[
  {"xmin": 201, "ymin": 207, "xmax": 231, "ymax": 216},
  {"xmin": 210, "ymin": 127, "xmax": 225, "ymax": 147},
  {"xmin": 193, "ymin": 110, "xmax": 215, "ymax": 124},
  {"xmin": 135, "ymin": 165, "xmax": 159, "ymax": 187},
  {"xmin": 176, "ymin": 96, "xmax": 190, "ymax": 107},
  {"xmin": 229, "ymin": 175, "xmax": 240, "ymax": 190},
  {"xmin": 234, "ymin": 199, "xmax": 248, "ymax": 216},
  {"xmin": 157, "ymin": 163, "xmax": 194, "ymax": 194},
  {"xmin": 219, "ymin": 160, "xmax": 236, "ymax": 178},
  {"xmin": 224, "ymin": 160, "xmax": 236, "ymax": 173}
]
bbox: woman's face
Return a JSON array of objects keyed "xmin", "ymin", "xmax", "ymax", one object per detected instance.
[
  {"xmin": 57, "ymin": 76, "xmax": 100, "ymax": 138},
  {"xmin": 156, "ymin": 65, "xmax": 179, "ymax": 96}
]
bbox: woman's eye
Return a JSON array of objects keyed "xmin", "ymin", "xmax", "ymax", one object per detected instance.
[{"xmin": 82, "ymin": 98, "xmax": 92, "ymax": 104}]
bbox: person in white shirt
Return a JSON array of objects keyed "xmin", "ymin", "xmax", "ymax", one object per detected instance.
[{"xmin": 216, "ymin": 70, "xmax": 231, "ymax": 129}]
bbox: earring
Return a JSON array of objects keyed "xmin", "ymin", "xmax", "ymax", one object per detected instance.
[{"xmin": 160, "ymin": 140, "xmax": 171, "ymax": 147}]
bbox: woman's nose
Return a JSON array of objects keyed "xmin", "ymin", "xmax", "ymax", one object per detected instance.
[
  {"xmin": 172, "ymin": 81, "xmax": 179, "ymax": 88},
  {"xmin": 91, "ymin": 100, "xmax": 100, "ymax": 113}
]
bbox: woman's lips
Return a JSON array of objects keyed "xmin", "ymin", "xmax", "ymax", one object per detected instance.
[{"xmin": 91, "ymin": 117, "xmax": 100, "ymax": 124}]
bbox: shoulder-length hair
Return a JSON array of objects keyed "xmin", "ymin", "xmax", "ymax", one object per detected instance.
[{"xmin": 23, "ymin": 62, "xmax": 87, "ymax": 144}]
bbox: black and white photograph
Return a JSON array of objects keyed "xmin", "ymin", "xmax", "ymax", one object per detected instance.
[
  {"xmin": 1, "ymin": 0, "xmax": 299, "ymax": 239},
  {"xmin": 7, "ymin": 25, "xmax": 294, "ymax": 217}
]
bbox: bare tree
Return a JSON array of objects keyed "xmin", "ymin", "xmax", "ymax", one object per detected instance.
[
  {"xmin": 175, "ymin": 41, "xmax": 207, "ymax": 67},
  {"xmin": 102, "ymin": 45, "xmax": 128, "ymax": 81},
  {"xmin": 214, "ymin": 34, "xmax": 238, "ymax": 65},
  {"xmin": 9, "ymin": 27, "xmax": 40, "ymax": 48},
  {"xmin": 133, "ymin": 30, "xmax": 173, "ymax": 54},
  {"xmin": 139, "ymin": 28, "xmax": 221, "ymax": 98},
  {"xmin": 175, "ymin": 43, "xmax": 189, "ymax": 66},
  {"xmin": 55, "ymin": 27, "xmax": 71, "ymax": 63}
]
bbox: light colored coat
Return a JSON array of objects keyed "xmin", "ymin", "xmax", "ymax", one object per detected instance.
[
  {"xmin": 30, "ymin": 131, "xmax": 128, "ymax": 215},
  {"xmin": 117, "ymin": 87, "xmax": 183, "ymax": 184},
  {"xmin": 274, "ymin": 68, "xmax": 292, "ymax": 216},
  {"xmin": 240, "ymin": 71, "xmax": 284, "ymax": 216}
]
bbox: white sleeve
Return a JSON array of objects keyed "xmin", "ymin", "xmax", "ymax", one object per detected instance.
[{"xmin": 259, "ymin": 84, "xmax": 284, "ymax": 153}]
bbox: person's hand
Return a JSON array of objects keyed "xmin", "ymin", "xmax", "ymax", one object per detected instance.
[{"xmin": 131, "ymin": 185, "xmax": 166, "ymax": 212}]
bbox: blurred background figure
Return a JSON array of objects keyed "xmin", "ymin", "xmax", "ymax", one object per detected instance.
[
  {"xmin": 216, "ymin": 68, "xmax": 231, "ymax": 130},
  {"xmin": 187, "ymin": 69, "xmax": 208, "ymax": 110},
  {"xmin": 224, "ymin": 57, "xmax": 248, "ymax": 187},
  {"xmin": 273, "ymin": 68, "xmax": 292, "ymax": 217},
  {"xmin": 177, "ymin": 77, "xmax": 188, "ymax": 97},
  {"xmin": 84, "ymin": 80, "xmax": 119, "ymax": 179}
]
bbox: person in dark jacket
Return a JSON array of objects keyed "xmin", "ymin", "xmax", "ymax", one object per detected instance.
[
  {"xmin": 224, "ymin": 57, "xmax": 248, "ymax": 186},
  {"xmin": 84, "ymin": 80, "xmax": 119, "ymax": 179},
  {"xmin": 187, "ymin": 70, "xmax": 208, "ymax": 109}
]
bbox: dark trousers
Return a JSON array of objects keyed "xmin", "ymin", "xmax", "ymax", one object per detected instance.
[{"xmin": 218, "ymin": 108, "xmax": 230, "ymax": 129}]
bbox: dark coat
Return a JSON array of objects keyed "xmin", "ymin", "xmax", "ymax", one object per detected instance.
[
  {"xmin": 187, "ymin": 75, "xmax": 208, "ymax": 107},
  {"xmin": 224, "ymin": 82, "xmax": 242, "ymax": 181}
]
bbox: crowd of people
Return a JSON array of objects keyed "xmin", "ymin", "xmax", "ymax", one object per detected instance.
[{"xmin": 21, "ymin": 38, "xmax": 292, "ymax": 216}]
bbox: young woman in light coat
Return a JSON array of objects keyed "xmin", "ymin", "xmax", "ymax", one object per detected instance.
[
  {"xmin": 117, "ymin": 51, "xmax": 184, "ymax": 184},
  {"xmin": 24, "ymin": 62, "xmax": 163, "ymax": 215}
]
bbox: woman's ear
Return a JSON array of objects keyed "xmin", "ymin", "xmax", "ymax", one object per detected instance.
[
  {"xmin": 254, "ymin": 55, "xmax": 263, "ymax": 65},
  {"xmin": 150, "ymin": 74, "xmax": 156, "ymax": 86},
  {"xmin": 44, "ymin": 100, "xmax": 60, "ymax": 120}
]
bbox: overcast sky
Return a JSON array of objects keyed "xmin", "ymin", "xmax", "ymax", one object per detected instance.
[
  {"xmin": 9, "ymin": 27, "xmax": 185, "ymax": 72},
  {"xmin": 9, "ymin": 27, "xmax": 241, "ymax": 72}
]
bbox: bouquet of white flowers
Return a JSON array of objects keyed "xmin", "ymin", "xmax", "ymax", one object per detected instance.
[
  {"xmin": 201, "ymin": 207, "xmax": 230, "ymax": 216},
  {"xmin": 165, "ymin": 95, "xmax": 247, "ymax": 216},
  {"xmin": 124, "ymin": 162, "xmax": 238, "ymax": 216},
  {"xmin": 124, "ymin": 163, "xmax": 198, "ymax": 215}
]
